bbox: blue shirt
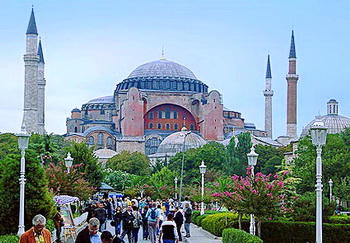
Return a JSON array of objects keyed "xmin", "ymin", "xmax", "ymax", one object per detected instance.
[
  {"xmin": 146, "ymin": 207, "xmax": 160, "ymax": 222},
  {"xmin": 90, "ymin": 232, "xmax": 102, "ymax": 243}
]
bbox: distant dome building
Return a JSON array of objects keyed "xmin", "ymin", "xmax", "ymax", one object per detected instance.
[
  {"xmin": 94, "ymin": 148, "xmax": 118, "ymax": 167},
  {"xmin": 301, "ymin": 99, "xmax": 350, "ymax": 137}
]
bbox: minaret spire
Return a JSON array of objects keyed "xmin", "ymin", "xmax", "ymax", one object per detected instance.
[
  {"xmin": 26, "ymin": 8, "xmax": 38, "ymax": 35},
  {"xmin": 37, "ymin": 38, "xmax": 45, "ymax": 63},
  {"xmin": 37, "ymin": 38, "xmax": 46, "ymax": 134},
  {"xmin": 264, "ymin": 55, "xmax": 273, "ymax": 138},
  {"xmin": 286, "ymin": 30, "xmax": 299, "ymax": 139}
]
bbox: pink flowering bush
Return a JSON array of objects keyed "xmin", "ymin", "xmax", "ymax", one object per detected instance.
[
  {"xmin": 212, "ymin": 169, "xmax": 295, "ymax": 237},
  {"xmin": 46, "ymin": 161, "xmax": 95, "ymax": 200}
]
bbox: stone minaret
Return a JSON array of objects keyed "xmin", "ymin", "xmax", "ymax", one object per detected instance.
[
  {"xmin": 37, "ymin": 39, "xmax": 46, "ymax": 134},
  {"xmin": 263, "ymin": 55, "xmax": 273, "ymax": 138},
  {"xmin": 286, "ymin": 31, "xmax": 299, "ymax": 139},
  {"xmin": 23, "ymin": 8, "xmax": 39, "ymax": 133}
]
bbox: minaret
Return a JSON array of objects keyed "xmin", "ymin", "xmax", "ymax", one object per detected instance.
[
  {"xmin": 263, "ymin": 55, "xmax": 273, "ymax": 138},
  {"xmin": 286, "ymin": 30, "xmax": 299, "ymax": 139},
  {"xmin": 37, "ymin": 39, "xmax": 46, "ymax": 134},
  {"xmin": 23, "ymin": 8, "xmax": 39, "ymax": 133}
]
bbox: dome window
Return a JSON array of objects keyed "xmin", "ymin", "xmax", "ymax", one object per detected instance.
[
  {"xmin": 174, "ymin": 124, "xmax": 179, "ymax": 130},
  {"xmin": 149, "ymin": 123, "xmax": 154, "ymax": 129},
  {"xmin": 98, "ymin": 133, "xmax": 104, "ymax": 145},
  {"xmin": 157, "ymin": 123, "xmax": 162, "ymax": 129},
  {"xmin": 88, "ymin": 136, "xmax": 94, "ymax": 145},
  {"xmin": 166, "ymin": 123, "xmax": 170, "ymax": 130},
  {"xmin": 149, "ymin": 112, "xmax": 154, "ymax": 119}
]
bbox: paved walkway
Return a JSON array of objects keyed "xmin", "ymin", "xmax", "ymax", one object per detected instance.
[{"xmin": 183, "ymin": 224, "xmax": 222, "ymax": 243}]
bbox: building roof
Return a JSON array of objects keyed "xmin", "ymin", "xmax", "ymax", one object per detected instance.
[
  {"xmin": 87, "ymin": 96, "xmax": 114, "ymax": 104},
  {"xmin": 94, "ymin": 148, "xmax": 118, "ymax": 159},
  {"xmin": 128, "ymin": 59, "xmax": 197, "ymax": 79},
  {"xmin": 71, "ymin": 108, "xmax": 81, "ymax": 112},
  {"xmin": 38, "ymin": 39, "xmax": 44, "ymax": 63},
  {"xmin": 156, "ymin": 131, "xmax": 207, "ymax": 156},
  {"xmin": 83, "ymin": 126, "xmax": 120, "ymax": 137},
  {"xmin": 26, "ymin": 8, "xmax": 38, "ymax": 35},
  {"xmin": 301, "ymin": 99, "xmax": 350, "ymax": 136}
]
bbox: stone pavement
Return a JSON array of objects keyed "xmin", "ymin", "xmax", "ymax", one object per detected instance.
[{"xmin": 183, "ymin": 224, "xmax": 222, "ymax": 243}]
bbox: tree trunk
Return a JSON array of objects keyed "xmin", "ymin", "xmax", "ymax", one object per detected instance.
[
  {"xmin": 257, "ymin": 219, "xmax": 262, "ymax": 238},
  {"xmin": 238, "ymin": 213, "xmax": 242, "ymax": 230}
]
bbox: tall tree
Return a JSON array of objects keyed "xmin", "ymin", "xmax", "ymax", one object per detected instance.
[{"xmin": 231, "ymin": 132, "xmax": 252, "ymax": 176}]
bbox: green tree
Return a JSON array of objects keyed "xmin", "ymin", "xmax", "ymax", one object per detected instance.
[
  {"xmin": 107, "ymin": 150, "xmax": 151, "ymax": 176},
  {"xmin": 0, "ymin": 149, "xmax": 55, "ymax": 234},
  {"xmin": 102, "ymin": 169, "xmax": 133, "ymax": 191},
  {"xmin": 231, "ymin": 132, "xmax": 252, "ymax": 176},
  {"xmin": 68, "ymin": 142, "xmax": 103, "ymax": 188},
  {"xmin": 0, "ymin": 133, "xmax": 18, "ymax": 160}
]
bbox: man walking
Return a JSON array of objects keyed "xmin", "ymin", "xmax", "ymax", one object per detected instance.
[
  {"xmin": 75, "ymin": 217, "xmax": 102, "ymax": 243},
  {"xmin": 20, "ymin": 214, "xmax": 52, "ymax": 243},
  {"xmin": 120, "ymin": 206, "xmax": 135, "ymax": 243},
  {"xmin": 94, "ymin": 202, "xmax": 108, "ymax": 232},
  {"xmin": 146, "ymin": 202, "xmax": 160, "ymax": 243},
  {"xmin": 173, "ymin": 207, "xmax": 183, "ymax": 242},
  {"xmin": 183, "ymin": 203, "xmax": 192, "ymax": 238},
  {"xmin": 159, "ymin": 213, "xmax": 179, "ymax": 243}
]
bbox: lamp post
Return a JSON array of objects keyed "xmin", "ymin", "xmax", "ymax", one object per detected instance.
[
  {"xmin": 199, "ymin": 161, "xmax": 207, "ymax": 215},
  {"xmin": 174, "ymin": 177, "xmax": 178, "ymax": 199},
  {"xmin": 310, "ymin": 118, "xmax": 327, "ymax": 243},
  {"xmin": 64, "ymin": 152, "xmax": 73, "ymax": 173},
  {"xmin": 247, "ymin": 145, "xmax": 259, "ymax": 235},
  {"xmin": 179, "ymin": 131, "xmax": 191, "ymax": 203},
  {"xmin": 139, "ymin": 189, "xmax": 144, "ymax": 198},
  {"xmin": 16, "ymin": 122, "xmax": 31, "ymax": 237},
  {"xmin": 329, "ymin": 179, "xmax": 333, "ymax": 202}
]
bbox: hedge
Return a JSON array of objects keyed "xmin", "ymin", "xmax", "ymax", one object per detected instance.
[
  {"xmin": 193, "ymin": 213, "xmax": 350, "ymax": 242},
  {"xmin": 0, "ymin": 234, "xmax": 19, "ymax": 242},
  {"xmin": 328, "ymin": 215, "xmax": 350, "ymax": 224},
  {"xmin": 222, "ymin": 228, "xmax": 263, "ymax": 243}
]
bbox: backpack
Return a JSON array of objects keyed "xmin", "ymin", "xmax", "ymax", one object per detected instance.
[{"xmin": 150, "ymin": 208, "xmax": 156, "ymax": 220}]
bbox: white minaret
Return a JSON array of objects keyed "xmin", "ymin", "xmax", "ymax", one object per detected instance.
[
  {"xmin": 263, "ymin": 55, "xmax": 273, "ymax": 138},
  {"xmin": 23, "ymin": 8, "xmax": 39, "ymax": 133},
  {"xmin": 37, "ymin": 39, "xmax": 46, "ymax": 134}
]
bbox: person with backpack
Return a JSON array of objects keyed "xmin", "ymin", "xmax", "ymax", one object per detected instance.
[
  {"xmin": 141, "ymin": 205, "xmax": 149, "ymax": 240},
  {"xmin": 120, "ymin": 206, "xmax": 135, "ymax": 243},
  {"xmin": 159, "ymin": 213, "xmax": 179, "ymax": 243},
  {"xmin": 183, "ymin": 203, "xmax": 192, "ymax": 238},
  {"xmin": 132, "ymin": 206, "xmax": 142, "ymax": 243},
  {"xmin": 146, "ymin": 202, "xmax": 160, "ymax": 243}
]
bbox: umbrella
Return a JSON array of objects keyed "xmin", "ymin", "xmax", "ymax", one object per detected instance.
[{"xmin": 53, "ymin": 195, "xmax": 80, "ymax": 205}]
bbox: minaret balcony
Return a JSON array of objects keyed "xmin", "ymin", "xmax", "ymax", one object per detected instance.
[{"xmin": 263, "ymin": 90, "xmax": 274, "ymax": 96}]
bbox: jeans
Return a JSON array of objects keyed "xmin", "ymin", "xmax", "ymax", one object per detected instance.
[
  {"xmin": 176, "ymin": 223, "xmax": 182, "ymax": 241},
  {"xmin": 55, "ymin": 227, "xmax": 62, "ymax": 242},
  {"xmin": 163, "ymin": 240, "xmax": 175, "ymax": 243},
  {"xmin": 132, "ymin": 227, "xmax": 140, "ymax": 243},
  {"xmin": 148, "ymin": 221, "xmax": 157, "ymax": 243},
  {"xmin": 142, "ymin": 221, "xmax": 149, "ymax": 239},
  {"xmin": 99, "ymin": 221, "xmax": 106, "ymax": 232},
  {"xmin": 115, "ymin": 221, "xmax": 122, "ymax": 235},
  {"xmin": 184, "ymin": 223, "xmax": 190, "ymax": 236},
  {"xmin": 157, "ymin": 220, "xmax": 163, "ymax": 235}
]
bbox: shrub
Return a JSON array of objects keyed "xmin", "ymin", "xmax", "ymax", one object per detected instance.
[
  {"xmin": 0, "ymin": 234, "xmax": 19, "ymax": 242},
  {"xmin": 46, "ymin": 219, "xmax": 55, "ymax": 233},
  {"xmin": 222, "ymin": 228, "xmax": 263, "ymax": 243},
  {"xmin": 328, "ymin": 215, "xmax": 350, "ymax": 224},
  {"xmin": 201, "ymin": 213, "xmax": 241, "ymax": 236}
]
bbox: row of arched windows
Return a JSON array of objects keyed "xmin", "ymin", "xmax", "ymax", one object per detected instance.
[
  {"xmin": 148, "ymin": 123, "xmax": 194, "ymax": 131},
  {"xmin": 149, "ymin": 110, "xmax": 179, "ymax": 119},
  {"xmin": 87, "ymin": 133, "xmax": 114, "ymax": 146}
]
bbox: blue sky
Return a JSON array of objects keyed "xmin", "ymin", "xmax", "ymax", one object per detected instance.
[{"xmin": 1, "ymin": 0, "xmax": 349, "ymax": 139}]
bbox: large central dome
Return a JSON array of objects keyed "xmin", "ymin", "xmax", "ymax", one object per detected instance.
[
  {"xmin": 115, "ymin": 59, "xmax": 208, "ymax": 93},
  {"xmin": 128, "ymin": 59, "xmax": 197, "ymax": 79}
]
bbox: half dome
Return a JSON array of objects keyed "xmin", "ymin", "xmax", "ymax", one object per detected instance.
[{"xmin": 156, "ymin": 131, "xmax": 207, "ymax": 156}]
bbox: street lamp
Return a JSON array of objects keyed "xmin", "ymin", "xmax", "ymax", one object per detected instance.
[
  {"xmin": 64, "ymin": 152, "xmax": 73, "ymax": 173},
  {"xmin": 247, "ymin": 145, "xmax": 259, "ymax": 235},
  {"xmin": 139, "ymin": 189, "xmax": 145, "ymax": 198},
  {"xmin": 329, "ymin": 179, "xmax": 333, "ymax": 202},
  {"xmin": 16, "ymin": 122, "xmax": 31, "ymax": 237},
  {"xmin": 174, "ymin": 177, "xmax": 178, "ymax": 199},
  {"xmin": 179, "ymin": 131, "xmax": 191, "ymax": 203},
  {"xmin": 310, "ymin": 118, "xmax": 327, "ymax": 243},
  {"xmin": 199, "ymin": 161, "xmax": 207, "ymax": 215}
]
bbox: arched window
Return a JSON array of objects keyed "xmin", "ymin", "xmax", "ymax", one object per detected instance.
[
  {"xmin": 107, "ymin": 137, "xmax": 113, "ymax": 146},
  {"xmin": 157, "ymin": 123, "xmax": 162, "ymax": 129},
  {"xmin": 74, "ymin": 127, "xmax": 78, "ymax": 132},
  {"xmin": 149, "ymin": 123, "xmax": 154, "ymax": 129},
  {"xmin": 98, "ymin": 133, "xmax": 103, "ymax": 145},
  {"xmin": 158, "ymin": 110, "xmax": 162, "ymax": 119},
  {"xmin": 166, "ymin": 123, "xmax": 170, "ymax": 130},
  {"xmin": 149, "ymin": 112, "xmax": 154, "ymax": 119},
  {"xmin": 88, "ymin": 136, "xmax": 94, "ymax": 145},
  {"xmin": 174, "ymin": 124, "xmax": 179, "ymax": 130},
  {"xmin": 145, "ymin": 137, "xmax": 162, "ymax": 155},
  {"xmin": 190, "ymin": 124, "xmax": 195, "ymax": 131},
  {"xmin": 173, "ymin": 111, "xmax": 178, "ymax": 119},
  {"xmin": 165, "ymin": 107, "xmax": 170, "ymax": 119}
]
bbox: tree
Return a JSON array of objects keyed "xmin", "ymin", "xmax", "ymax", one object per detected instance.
[
  {"xmin": 107, "ymin": 150, "xmax": 150, "ymax": 176},
  {"xmin": 102, "ymin": 169, "xmax": 133, "ymax": 191},
  {"xmin": 0, "ymin": 150, "xmax": 55, "ymax": 234},
  {"xmin": 46, "ymin": 161, "xmax": 94, "ymax": 200},
  {"xmin": 231, "ymin": 132, "xmax": 252, "ymax": 176},
  {"xmin": 68, "ymin": 142, "xmax": 103, "ymax": 188}
]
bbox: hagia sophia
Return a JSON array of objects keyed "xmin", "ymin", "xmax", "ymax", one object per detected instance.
[{"xmin": 20, "ymin": 9, "xmax": 350, "ymax": 161}]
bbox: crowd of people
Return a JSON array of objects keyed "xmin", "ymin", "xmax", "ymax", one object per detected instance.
[{"xmin": 77, "ymin": 196, "xmax": 193, "ymax": 243}]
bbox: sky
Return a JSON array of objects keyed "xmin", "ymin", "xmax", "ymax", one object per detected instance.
[{"xmin": 1, "ymin": 0, "xmax": 350, "ymax": 139}]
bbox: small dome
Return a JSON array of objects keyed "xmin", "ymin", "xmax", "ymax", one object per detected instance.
[
  {"xmin": 128, "ymin": 59, "xmax": 197, "ymax": 79},
  {"xmin": 156, "ymin": 131, "xmax": 207, "ymax": 155},
  {"xmin": 94, "ymin": 148, "xmax": 118, "ymax": 159},
  {"xmin": 71, "ymin": 108, "xmax": 81, "ymax": 113}
]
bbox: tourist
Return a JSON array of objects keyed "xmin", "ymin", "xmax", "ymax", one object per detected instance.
[
  {"xmin": 120, "ymin": 206, "xmax": 135, "ymax": 243},
  {"xmin": 183, "ymin": 203, "xmax": 192, "ymax": 238},
  {"xmin": 132, "ymin": 206, "xmax": 143, "ymax": 243},
  {"xmin": 146, "ymin": 202, "xmax": 160, "ymax": 243},
  {"xmin": 101, "ymin": 231, "xmax": 113, "ymax": 243},
  {"xmin": 20, "ymin": 214, "xmax": 52, "ymax": 243},
  {"xmin": 75, "ymin": 217, "xmax": 101, "ymax": 243},
  {"xmin": 53, "ymin": 206, "xmax": 64, "ymax": 243},
  {"xmin": 157, "ymin": 204, "xmax": 165, "ymax": 235},
  {"xmin": 159, "ymin": 213, "xmax": 179, "ymax": 243},
  {"xmin": 113, "ymin": 206, "xmax": 123, "ymax": 236},
  {"xmin": 141, "ymin": 205, "xmax": 149, "ymax": 240},
  {"xmin": 181, "ymin": 196, "xmax": 192, "ymax": 209},
  {"xmin": 95, "ymin": 202, "xmax": 108, "ymax": 232},
  {"xmin": 173, "ymin": 207, "xmax": 183, "ymax": 242}
]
